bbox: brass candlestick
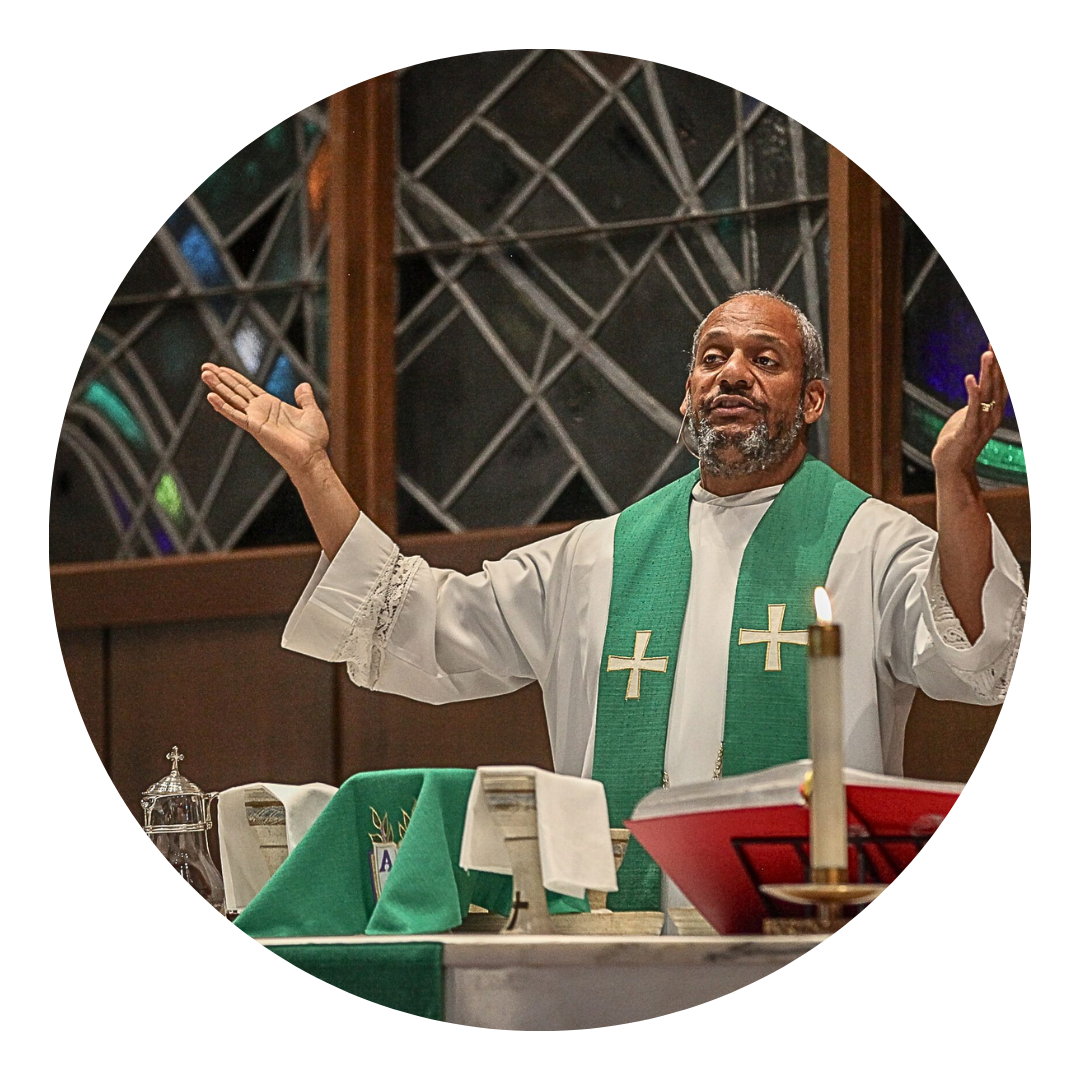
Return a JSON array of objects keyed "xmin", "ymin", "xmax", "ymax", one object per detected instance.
[
  {"xmin": 760, "ymin": 860, "xmax": 886, "ymax": 934},
  {"xmin": 760, "ymin": 790, "xmax": 885, "ymax": 933}
]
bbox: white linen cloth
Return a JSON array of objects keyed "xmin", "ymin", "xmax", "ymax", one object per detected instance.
[
  {"xmin": 460, "ymin": 765, "xmax": 618, "ymax": 899},
  {"xmin": 218, "ymin": 782, "xmax": 337, "ymax": 911}
]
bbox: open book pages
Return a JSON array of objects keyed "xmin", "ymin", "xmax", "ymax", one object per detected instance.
[{"xmin": 631, "ymin": 759, "xmax": 964, "ymax": 820}]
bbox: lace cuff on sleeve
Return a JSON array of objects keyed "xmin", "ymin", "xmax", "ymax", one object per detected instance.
[
  {"xmin": 926, "ymin": 556, "xmax": 1026, "ymax": 703},
  {"xmin": 331, "ymin": 545, "xmax": 423, "ymax": 688}
]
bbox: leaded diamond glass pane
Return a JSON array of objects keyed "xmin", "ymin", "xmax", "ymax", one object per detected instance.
[
  {"xmin": 557, "ymin": 100, "xmax": 682, "ymax": 224},
  {"xmin": 746, "ymin": 109, "xmax": 798, "ymax": 203},
  {"xmin": 546, "ymin": 357, "xmax": 675, "ymax": 508},
  {"xmin": 397, "ymin": 312, "xmax": 526, "ymax": 503},
  {"xmin": 51, "ymin": 101, "xmax": 328, "ymax": 563},
  {"xmin": 486, "ymin": 51, "xmax": 605, "ymax": 163},
  {"xmin": 450, "ymin": 408, "xmax": 574, "ymax": 529},
  {"xmin": 115, "ymin": 238, "xmax": 178, "ymax": 298},
  {"xmin": 399, "ymin": 51, "xmax": 532, "ymax": 171},
  {"xmin": 396, "ymin": 51, "xmax": 831, "ymax": 533},
  {"xmin": 423, "ymin": 126, "xmax": 533, "ymax": 234}
]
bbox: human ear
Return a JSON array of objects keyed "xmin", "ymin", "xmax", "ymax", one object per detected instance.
[
  {"xmin": 802, "ymin": 379, "xmax": 826, "ymax": 424},
  {"xmin": 680, "ymin": 380, "xmax": 691, "ymax": 416}
]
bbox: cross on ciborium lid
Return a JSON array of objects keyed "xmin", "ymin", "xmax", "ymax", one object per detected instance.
[{"xmin": 142, "ymin": 745, "xmax": 204, "ymax": 798}]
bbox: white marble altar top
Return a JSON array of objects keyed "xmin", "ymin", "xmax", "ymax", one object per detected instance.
[{"xmin": 254, "ymin": 934, "xmax": 825, "ymax": 1027}]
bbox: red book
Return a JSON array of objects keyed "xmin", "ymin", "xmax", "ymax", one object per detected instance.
[{"xmin": 627, "ymin": 760, "xmax": 963, "ymax": 934}]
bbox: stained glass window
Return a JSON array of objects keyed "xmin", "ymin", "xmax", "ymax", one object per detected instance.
[
  {"xmin": 50, "ymin": 102, "xmax": 329, "ymax": 563},
  {"xmin": 395, "ymin": 51, "xmax": 831, "ymax": 533},
  {"xmin": 902, "ymin": 213, "xmax": 1024, "ymax": 494}
]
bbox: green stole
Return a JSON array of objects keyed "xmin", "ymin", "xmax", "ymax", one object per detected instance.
[{"xmin": 593, "ymin": 455, "xmax": 870, "ymax": 910}]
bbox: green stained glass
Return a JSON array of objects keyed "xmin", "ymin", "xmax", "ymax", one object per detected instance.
[
  {"xmin": 904, "ymin": 399, "xmax": 1026, "ymax": 485},
  {"xmin": 557, "ymin": 100, "xmax": 680, "ymax": 224},
  {"xmin": 154, "ymin": 472, "xmax": 185, "ymax": 523},
  {"xmin": 90, "ymin": 331, "xmax": 114, "ymax": 355},
  {"xmin": 83, "ymin": 381, "xmax": 147, "ymax": 447},
  {"xmin": 195, "ymin": 123, "xmax": 299, "ymax": 236}
]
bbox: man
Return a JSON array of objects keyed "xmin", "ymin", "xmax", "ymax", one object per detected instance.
[{"xmin": 201, "ymin": 290, "xmax": 1025, "ymax": 906}]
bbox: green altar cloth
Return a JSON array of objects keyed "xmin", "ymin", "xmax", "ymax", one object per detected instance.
[
  {"xmin": 236, "ymin": 769, "xmax": 587, "ymax": 1018},
  {"xmin": 266, "ymin": 943, "xmax": 445, "ymax": 1021}
]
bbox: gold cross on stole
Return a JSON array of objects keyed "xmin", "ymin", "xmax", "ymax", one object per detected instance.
[
  {"xmin": 737, "ymin": 603, "xmax": 808, "ymax": 671},
  {"xmin": 607, "ymin": 630, "xmax": 669, "ymax": 700}
]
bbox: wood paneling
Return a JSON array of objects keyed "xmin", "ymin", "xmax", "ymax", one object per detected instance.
[
  {"xmin": 339, "ymin": 523, "xmax": 572, "ymax": 777},
  {"xmin": 51, "ymin": 544, "xmax": 322, "ymax": 630},
  {"xmin": 58, "ymin": 627, "xmax": 107, "ymax": 766},
  {"xmin": 896, "ymin": 485, "xmax": 1028, "ymax": 778},
  {"xmin": 340, "ymin": 683, "xmax": 553, "ymax": 777},
  {"xmin": 904, "ymin": 693, "xmax": 1001, "ymax": 782},
  {"xmin": 402, "ymin": 522, "xmax": 576, "ymax": 574},
  {"xmin": 899, "ymin": 487, "xmax": 1031, "ymax": 566},
  {"xmin": 108, "ymin": 616, "xmax": 335, "ymax": 820}
]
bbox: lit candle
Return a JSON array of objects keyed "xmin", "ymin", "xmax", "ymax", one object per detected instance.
[{"xmin": 807, "ymin": 587, "xmax": 847, "ymax": 881}]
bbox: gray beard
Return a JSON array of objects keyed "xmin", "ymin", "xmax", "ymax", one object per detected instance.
[{"xmin": 691, "ymin": 399, "xmax": 805, "ymax": 478}]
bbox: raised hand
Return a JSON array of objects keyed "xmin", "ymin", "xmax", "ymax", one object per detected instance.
[
  {"xmin": 201, "ymin": 363, "xmax": 329, "ymax": 478},
  {"xmin": 931, "ymin": 346, "xmax": 1009, "ymax": 479},
  {"xmin": 930, "ymin": 345, "xmax": 1010, "ymax": 642}
]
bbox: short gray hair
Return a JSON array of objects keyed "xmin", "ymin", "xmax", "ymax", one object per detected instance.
[{"xmin": 689, "ymin": 289, "xmax": 826, "ymax": 385}]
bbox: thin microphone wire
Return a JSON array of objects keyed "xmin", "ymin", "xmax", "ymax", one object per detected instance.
[{"xmin": 676, "ymin": 397, "xmax": 700, "ymax": 460}]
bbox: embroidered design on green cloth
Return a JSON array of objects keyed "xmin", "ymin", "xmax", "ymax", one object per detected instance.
[
  {"xmin": 369, "ymin": 805, "xmax": 412, "ymax": 900},
  {"xmin": 606, "ymin": 629, "xmax": 669, "ymax": 699},
  {"xmin": 737, "ymin": 602, "xmax": 810, "ymax": 671}
]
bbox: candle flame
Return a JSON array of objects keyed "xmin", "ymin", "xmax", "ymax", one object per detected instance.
[{"xmin": 814, "ymin": 587, "xmax": 833, "ymax": 624}]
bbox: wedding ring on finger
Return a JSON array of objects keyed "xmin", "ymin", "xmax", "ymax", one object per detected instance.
[{"xmin": 980, "ymin": 401, "xmax": 995, "ymax": 413}]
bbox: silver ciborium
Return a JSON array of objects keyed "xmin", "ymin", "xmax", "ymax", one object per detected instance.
[{"xmin": 141, "ymin": 746, "xmax": 226, "ymax": 914}]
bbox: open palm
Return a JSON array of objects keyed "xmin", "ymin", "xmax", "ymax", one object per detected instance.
[
  {"xmin": 931, "ymin": 346, "xmax": 1009, "ymax": 477},
  {"xmin": 201, "ymin": 362, "xmax": 329, "ymax": 475}
]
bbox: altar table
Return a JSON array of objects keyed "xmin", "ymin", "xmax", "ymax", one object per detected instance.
[{"xmin": 257, "ymin": 932, "xmax": 822, "ymax": 1029}]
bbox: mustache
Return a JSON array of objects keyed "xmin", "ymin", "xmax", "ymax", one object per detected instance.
[{"xmin": 701, "ymin": 392, "xmax": 764, "ymax": 413}]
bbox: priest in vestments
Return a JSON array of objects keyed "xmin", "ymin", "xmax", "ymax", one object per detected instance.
[{"xmin": 201, "ymin": 289, "xmax": 1025, "ymax": 912}]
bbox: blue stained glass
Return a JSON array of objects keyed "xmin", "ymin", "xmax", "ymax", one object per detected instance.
[
  {"xmin": 915, "ymin": 313, "xmax": 988, "ymax": 407},
  {"xmin": 179, "ymin": 223, "xmax": 228, "ymax": 288},
  {"xmin": 264, "ymin": 353, "xmax": 298, "ymax": 400},
  {"xmin": 151, "ymin": 520, "xmax": 175, "ymax": 554},
  {"xmin": 109, "ymin": 485, "xmax": 132, "ymax": 529},
  {"xmin": 904, "ymin": 256, "xmax": 1016, "ymax": 424}
]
